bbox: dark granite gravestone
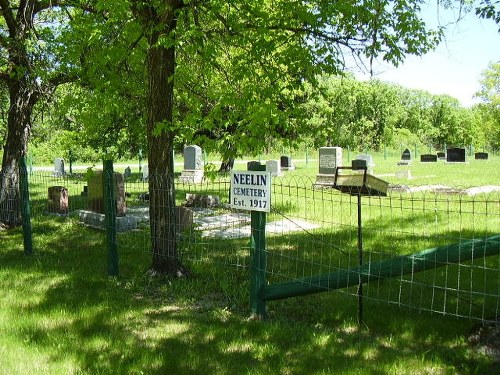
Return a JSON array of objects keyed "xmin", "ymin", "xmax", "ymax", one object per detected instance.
[
  {"xmin": 280, "ymin": 156, "xmax": 294, "ymax": 170},
  {"xmin": 397, "ymin": 148, "xmax": 412, "ymax": 165},
  {"xmin": 475, "ymin": 152, "xmax": 489, "ymax": 160},
  {"xmin": 446, "ymin": 147, "xmax": 466, "ymax": 163},
  {"xmin": 437, "ymin": 151, "xmax": 446, "ymax": 159},
  {"xmin": 420, "ymin": 154, "xmax": 437, "ymax": 162},
  {"xmin": 401, "ymin": 148, "xmax": 412, "ymax": 160}
]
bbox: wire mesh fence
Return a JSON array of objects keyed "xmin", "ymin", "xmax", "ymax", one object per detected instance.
[{"xmin": 10, "ymin": 164, "xmax": 500, "ymax": 324}]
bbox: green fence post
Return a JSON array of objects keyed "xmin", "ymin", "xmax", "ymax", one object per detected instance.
[
  {"xmin": 103, "ymin": 160, "xmax": 119, "ymax": 276},
  {"xmin": 249, "ymin": 162, "xmax": 267, "ymax": 319},
  {"xmin": 19, "ymin": 157, "xmax": 33, "ymax": 255}
]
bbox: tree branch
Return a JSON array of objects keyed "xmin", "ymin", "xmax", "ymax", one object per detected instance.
[{"xmin": 0, "ymin": 0, "xmax": 17, "ymax": 36}]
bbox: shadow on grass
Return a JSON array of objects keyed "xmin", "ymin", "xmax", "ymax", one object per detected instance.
[{"xmin": 1, "ymin": 215, "xmax": 498, "ymax": 374}]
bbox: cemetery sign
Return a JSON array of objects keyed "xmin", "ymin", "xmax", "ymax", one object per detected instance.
[{"xmin": 230, "ymin": 170, "xmax": 271, "ymax": 212}]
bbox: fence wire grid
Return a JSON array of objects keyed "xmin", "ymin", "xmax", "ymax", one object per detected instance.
[{"xmin": 4, "ymin": 167, "xmax": 500, "ymax": 324}]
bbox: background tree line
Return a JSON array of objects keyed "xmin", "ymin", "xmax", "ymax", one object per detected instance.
[{"xmin": 3, "ymin": 61, "xmax": 498, "ymax": 165}]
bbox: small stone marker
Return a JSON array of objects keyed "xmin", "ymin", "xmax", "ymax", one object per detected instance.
[
  {"xmin": 53, "ymin": 158, "xmax": 65, "ymax": 177},
  {"xmin": 437, "ymin": 151, "xmax": 446, "ymax": 160},
  {"xmin": 475, "ymin": 152, "xmax": 489, "ymax": 160},
  {"xmin": 124, "ymin": 166, "xmax": 132, "ymax": 179},
  {"xmin": 48, "ymin": 186, "xmax": 69, "ymax": 214},
  {"xmin": 180, "ymin": 145, "xmax": 204, "ymax": 183},
  {"xmin": 87, "ymin": 171, "xmax": 126, "ymax": 216},
  {"xmin": 446, "ymin": 147, "xmax": 466, "ymax": 163},
  {"xmin": 420, "ymin": 154, "xmax": 437, "ymax": 162},
  {"xmin": 266, "ymin": 160, "xmax": 282, "ymax": 176},
  {"xmin": 280, "ymin": 156, "xmax": 294, "ymax": 171},
  {"xmin": 395, "ymin": 169, "xmax": 412, "ymax": 179}
]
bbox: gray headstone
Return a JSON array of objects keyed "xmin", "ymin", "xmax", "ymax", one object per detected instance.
[
  {"xmin": 318, "ymin": 147, "xmax": 343, "ymax": 175},
  {"xmin": 124, "ymin": 166, "xmax": 132, "ymax": 179},
  {"xmin": 446, "ymin": 147, "xmax": 466, "ymax": 163},
  {"xmin": 53, "ymin": 158, "xmax": 65, "ymax": 177},
  {"xmin": 184, "ymin": 145, "xmax": 203, "ymax": 170},
  {"xmin": 142, "ymin": 165, "xmax": 149, "ymax": 181},
  {"xmin": 266, "ymin": 160, "xmax": 281, "ymax": 176}
]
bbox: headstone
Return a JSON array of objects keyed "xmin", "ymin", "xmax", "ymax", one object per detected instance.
[
  {"xmin": 280, "ymin": 156, "xmax": 294, "ymax": 171},
  {"xmin": 315, "ymin": 147, "xmax": 343, "ymax": 186},
  {"xmin": 475, "ymin": 152, "xmax": 489, "ymax": 160},
  {"xmin": 354, "ymin": 154, "xmax": 374, "ymax": 174},
  {"xmin": 420, "ymin": 154, "xmax": 437, "ymax": 162},
  {"xmin": 318, "ymin": 147, "xmax": 343, "ymax": 175},
  {"xmin": 175, "ymin": 206, "xmax": 194, "ymax": 233},
  {"xmin": 183, "ymin": 145, "xmax": 203, "ymax": 170},
  {"xmin": 395, "ymin": 169, "xmax": 412, "ymax": 179},
  {"xmin": 53, "ymin": 158, "xmax": 65, "ymax": 177},
  {"xmin": 266, "ymin": 160, "xmax": 281, "ymax": 176},
  {"xmin": 397, "ymin": 148, "xmax": 412, "ymax": 165},
  {"xmin": 87, "ymin": 171, "xmax": 126, "ymax": 216},
  {"xmin": 142, "ymin": 165, "xmax": 149, "ymax": 181},
  {"xmin": 446, "ymin": 147, "xmax": 466, "ymax": 163},
  {"xmin": 48, "ymin": 186, "xmax": 69, "ymax": 214},
  {"xmin": 180, "ymin": 145, "xmax": 204, "ymax": 183},
  {"xmin": 437, "ymin": 151, "xmax": 446, "ymax": 160},
  {"xmin": 124, "ymin": 166, "xmax": 132, "ymax": 179},
  {"xmin": 185, "ymin": 193, "xmax": 221, "ymax": 208}
]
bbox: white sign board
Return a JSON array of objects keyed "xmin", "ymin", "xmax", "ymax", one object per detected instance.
[{"xmin": 230, "ymin": 170, "xmax": 271, "ymax": 212}]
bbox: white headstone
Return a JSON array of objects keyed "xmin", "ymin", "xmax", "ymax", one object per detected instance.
[
  {"xmin": 266, "ymin": 160, "xmax": 281, "ymax": 176},
  {"xmin": 142, "ymin": 165, "xmax": 149, "ymax": 181}
]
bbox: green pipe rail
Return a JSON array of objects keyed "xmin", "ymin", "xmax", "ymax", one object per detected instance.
[{"xmin": 260, "ymin": 234, "xmax": 500, "ymax": 301}]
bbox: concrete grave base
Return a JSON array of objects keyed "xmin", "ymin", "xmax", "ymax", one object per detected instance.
[{"xmin": 73, "ymin": 210, "xmax": 139, "ymax": 232}]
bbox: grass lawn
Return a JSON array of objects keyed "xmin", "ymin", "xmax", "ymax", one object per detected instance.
[
  {"xmin": 1, "ymin": 151, "xmax": 499, "ymax": 374},
  {"xmin": 1, "ymin": 220, "xmax": 498, "ymax": 374}
]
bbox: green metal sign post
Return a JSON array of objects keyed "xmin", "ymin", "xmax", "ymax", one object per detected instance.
[
  {"xmin": 19, "ymin": 157, "xmax": 33, "ymax": 255},
  {"xmin": 103, "ymin": 160, "xmax": 119, "ymax": 276}
]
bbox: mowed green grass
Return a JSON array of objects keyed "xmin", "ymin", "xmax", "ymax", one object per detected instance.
[
  {"xmin": 0, "ymin": 151, "xmax": 498, "ymax": 374},
  {"xmin": 1, "ymin": 221, "xmax": 498, "ymax": 374}
]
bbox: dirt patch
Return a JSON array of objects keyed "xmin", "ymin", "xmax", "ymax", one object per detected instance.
[{"xmin": 468, "ymin": 322, "xmax": 500, "ymax": 362}]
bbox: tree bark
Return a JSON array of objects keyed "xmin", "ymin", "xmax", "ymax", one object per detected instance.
[{"xmin": 140, "ymin": 2, "xmax": 188, "ymax": 276}]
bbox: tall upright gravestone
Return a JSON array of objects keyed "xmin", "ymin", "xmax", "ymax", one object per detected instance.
[
  {"xmin": 53, "ymin": 158, "xmax": 65, "ymax": 177},
  {"xmin": 315, "ymin": 147, "xmax": 343, "ymax": 186},
  {"xmin": 179, "ymin": 145, "xmax": 204, "ymax": 183},
  {"xmin": 87, "ymin": 171, "xmax": 126, "ymax": 216}
]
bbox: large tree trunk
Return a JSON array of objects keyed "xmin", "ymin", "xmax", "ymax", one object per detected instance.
[
  {"xmin": 144, "ymin": 4, "xmax": 187, "ymax": 276},
  {"xmin": 0, "ymin": 81, "xmax": 36, "ymax": 226}
]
